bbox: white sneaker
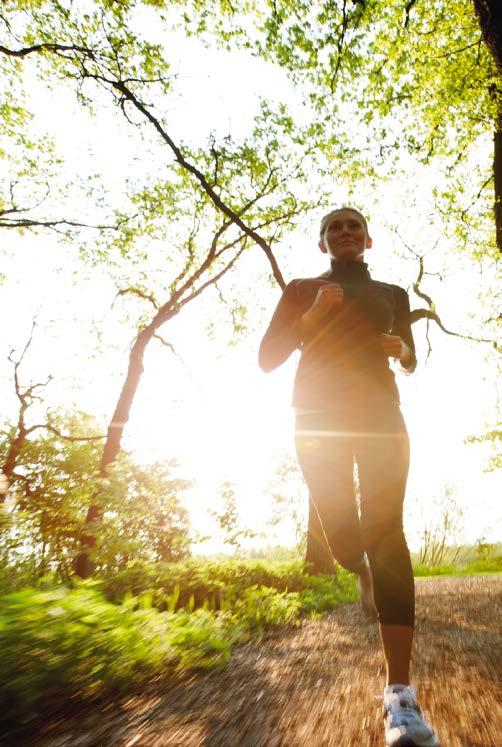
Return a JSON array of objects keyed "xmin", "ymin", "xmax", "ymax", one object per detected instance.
[{"xmin": 382, "ymin": 684, "xmax": 440, "ymax": 747}]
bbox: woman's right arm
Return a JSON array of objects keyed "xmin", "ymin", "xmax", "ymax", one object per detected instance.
[
  {"xmin": 258, "ymin": 281, "xmax": 303, "ymax": 373},
  {"xmin": 258, "ymin": 281, "xmax": 344, "ymax": 372}
]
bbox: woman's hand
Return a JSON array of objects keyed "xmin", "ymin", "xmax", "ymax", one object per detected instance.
[
  {"xmin": 300, "ymin": 284, "xmax": 344, "ymax": 341},
  {"xmin": 380, "ymin": 333, "xmax": 412, "ymax": 366}
]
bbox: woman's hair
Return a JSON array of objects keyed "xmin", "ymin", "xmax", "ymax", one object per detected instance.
[{"xmin": 319, "ymin": 207, "xmax": 369, "ymax": 239}]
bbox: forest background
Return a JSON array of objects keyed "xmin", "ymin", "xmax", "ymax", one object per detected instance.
[{"xmin": 0, "ymin": 0, "xmax": 501, "ymax": 728}]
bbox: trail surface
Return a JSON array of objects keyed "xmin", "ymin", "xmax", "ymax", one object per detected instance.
[{"xmin": 39, "ymin": 575, "xmax": 501, "ymax": 747}]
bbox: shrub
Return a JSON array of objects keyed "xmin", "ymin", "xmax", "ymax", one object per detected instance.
[
  {"xmin": 101, "ymin": 557, "xmax": 356, "ymax": 612},
  {"xmin": 0, "ymin": 584, "xmax": 238, "ymax": 723},
  {"xmin": 232, "ymin": 585, "xmax": 302, "ymax": 633},
  {"xmin": 0, "ymin": 559, "xmax": 358, "ymax": 727}
]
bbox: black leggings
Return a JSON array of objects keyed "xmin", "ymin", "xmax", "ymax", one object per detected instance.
[{"xmin": 295, "ymin": 402, "xmax": 415, "ymax": 628}]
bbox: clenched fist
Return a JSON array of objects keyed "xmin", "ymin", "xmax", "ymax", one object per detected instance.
[
  {"xmin": 380, "ymin": 333, "xmax": 412, "ymax": 365},
  {"xmin": 300, "ymin": 283, "xmax": 344, "ymax": 341}
]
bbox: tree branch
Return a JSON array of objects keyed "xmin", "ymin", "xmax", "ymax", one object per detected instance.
[
  {"xmin": 0, "ymin": 42, "xmax": 93, "ymax": 58},
  {"xmin": 429, "ymin": 38, "xmax": 483, "ymax": 61},
  {"xmin": 0, "ymin": 214, "xmax": 137, "ymax": 233},
  {"xmin": 152, "ymin": 334, "xmax": 195, "ymax": 381},
  {"xmin": 114, "ymin": 287, "xmax": 160, "ymax": 310},
  {"xmin": 108, "ymin": 80, "xmax": 286, "ymax": 289},
  {"xmin": 178, "ymin": 242, "xmax": 248, "ymax": 309},
  {"xmin": 404, "ymin": 0, "xmax": 418, "ymax": 29},
  {"xmin": 391, "ymin": 229, "xmax": 498, "ymax": 353},
  {"xmin": 330, "ymin": 0, "xmax": 349, "ymax": 93},
  {"xmin": 23, "ymin": 423, "xmax": 104, "ymax": 441}
]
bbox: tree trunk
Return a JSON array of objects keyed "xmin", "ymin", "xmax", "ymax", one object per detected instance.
[
  {"xmin": 75, "ymin": 311, "xmax": 176, "ymax": 578},
  {"xmin": 304, "ymin": 493, "xmax": 335, "ymax": 575},
  {"xmin": 2, "ymin": 428, "xmax": 26, "ymax": 503},
  {"xmin": 494, "ymin": 98, "xmax": 502, "ymax": 253},
  {"xmin": 472, "ymin": 2, "xmax": 502, "ymax": 251},
  {"xmin": 472, "ymin": 1, "xmax": 502, "ymax": 73}
]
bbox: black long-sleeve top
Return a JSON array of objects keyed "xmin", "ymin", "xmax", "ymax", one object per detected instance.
[{"xmin": 258, "ymin": 258, "xmax": 417, "ymax": 411}]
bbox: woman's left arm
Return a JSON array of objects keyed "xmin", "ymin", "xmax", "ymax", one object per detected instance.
[{"xmin": 390, "ymin": 287, "xmax": 417, "ymax": 373}]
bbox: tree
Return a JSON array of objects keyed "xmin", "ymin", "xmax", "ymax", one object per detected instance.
[
  {"xmin": 1, "ymin": 2, "xmax": 325, "ymax": 575},
  {"xmin": 0, "ymin": 411, "xmax": 192, "ymax": 583},
  {"xmin": 2, "ymin": 1, "xmax": 498, "ymax": 580},
  {"xmin": 183, "ymin": 0, "xmax": 500, "ymax": 252},
  {"xmin": 473, "ymin": 0, "xmax": 502, "ymax": 73},
  {"xmin": 1, "ymin": 321, "xmax": 104, "ymax": 505},
  {"xmin": 210, "ymin": 480, "xmax": 257, "ymax": 549}
]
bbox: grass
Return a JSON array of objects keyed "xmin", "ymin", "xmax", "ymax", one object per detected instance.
[{"xmin": 412, "ymin": 556, "xmax": 502, "ymax": 577}]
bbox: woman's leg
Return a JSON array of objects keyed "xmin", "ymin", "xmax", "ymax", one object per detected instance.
[
  {"xmin": 379, "ymin": 624, "xmax": 413, "ymax": 686},
  {"xmin": 354, "ymin": 405, "xmax": 415, "ymax": 684},
  {"xmin": 295, "ymin": 412, "xmax": 366, "ymax": 574}
]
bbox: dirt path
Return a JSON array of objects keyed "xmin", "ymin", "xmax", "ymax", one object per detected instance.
[{"xmin": 38, "ymin": 575, "xmax": 501, "ymax": 747}]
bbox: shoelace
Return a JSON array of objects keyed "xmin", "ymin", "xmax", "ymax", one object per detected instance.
[{"xmin": 374, "ymin": 688, "xmax": 422, "ymax": 718}]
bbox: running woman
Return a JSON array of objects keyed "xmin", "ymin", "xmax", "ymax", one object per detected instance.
[{"xmin": 258, "ymin": 207, "xmax": 440, "ymax": 747}]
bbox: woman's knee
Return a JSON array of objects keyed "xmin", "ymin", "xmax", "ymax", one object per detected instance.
[{"xmin": 363, "ymin": 521, "xmax": 411, "ymax": 575}]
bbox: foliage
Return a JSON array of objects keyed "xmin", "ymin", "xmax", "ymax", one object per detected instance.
[
  {"xmin": 466, "ymin": 424, "xmax": 502, "ymax": 472},
  {"xmin": 210, "ymin": 481, "xmax": 259, "ymax": 548},
  {"xmin": 411, "ymin": 541, "xmax": 502, "ymax": 576},
  {"xmin": 0, "ymin": 2, "xmax": 324, "ymax": 272},
  {"xmin": 0, "ymin": 560, "xmax": 357, "ymax": 728},
  {"xmin": 232, "ymin": 584, "xmax": 301, "ymax": 632},
  {"xmin": 174, "ymin": 0, "xmax": 500, "ymax": 255},
  {"xmin": 267, "ymin": 454, "xmax": 307, "ymax": 553},
  {"xmin": 0, "ymin": 413, "xmax": 192, "ymax": 584},
  {"xmin": 101, "ymin": 556, "xmax": 357, "ymax": 612},
  {"xmin": 0, "ymin": 583, "xmax": 239, "ymax": 726},
  {"xmin": 1, "ymin": 0, "xmax": 498, "ymax": 276}
]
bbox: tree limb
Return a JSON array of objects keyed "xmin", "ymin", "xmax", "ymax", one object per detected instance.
[
  {"xmin": 24, "ymin": 423, "xmax": 105, "ymax": 441},
  {"xmin": 0, "ymin": 39, "xmax": 290, "ymax": 285},
  {"xmin": 392, "ymin": 229, "xmax": 498, "ymax": 352},
  {"xmin": 404, "ymin": 0, "xmax": 418, "ymax": 29},
  {"xmin": 330, "ymin": 0, "xmax": 349, "ymax": 93},
  {"xmin": 108, "ymin": 79, "xmax": 286, "ymax": 289},
  {"xmin": 114, "ymin": 287, "xmax": 160, "ymax": 310},
  {"xmin": 0, "ymin": 43, "xmax": 93, "ymax": 58},
  {"xmin": 2, "ymin": 322, "xmax": 104, "ymax": 499},
  {"xmin": 152, "ymin": 334, "xmax": 195, "ymax": 381}
]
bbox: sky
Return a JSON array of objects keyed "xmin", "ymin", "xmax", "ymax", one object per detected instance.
[{"xmin": 1, "ymin": 11, "xmax": 500, "ymax": 554}]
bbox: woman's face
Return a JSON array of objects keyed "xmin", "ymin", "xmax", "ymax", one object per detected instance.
[{"xmin": 319, "ymin": 210, "xmax": 372, "ymax": 261}]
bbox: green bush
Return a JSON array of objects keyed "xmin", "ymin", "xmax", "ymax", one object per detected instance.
[
  {"xmin": 232, "ymin": 585, "xmax": 302, "ymax": 633},
  {"xmin": 0, "ymin": 584, "xmax": 238, "ymax": 723},
  {"xmin": 298, "ymin": 572, "xmax": 359, "ymax": 615},
  {"xmin": 0, "ymin": 560, "xmax": 357, "ymax": 727},
  {"xmin": 101, "ymin": 557, "xmax": 356, "ymax": 612}
]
